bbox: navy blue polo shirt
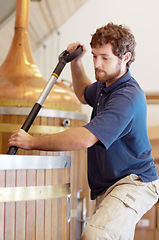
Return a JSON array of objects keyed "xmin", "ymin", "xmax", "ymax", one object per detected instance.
[{"xmin": 84, "ymin": 70, "xmax": 158, "ymax": 200}]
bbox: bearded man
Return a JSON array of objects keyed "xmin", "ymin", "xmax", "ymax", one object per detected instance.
[{"xmin": 9, "ymin": 23, "xmax": 159, "ymax": 240}]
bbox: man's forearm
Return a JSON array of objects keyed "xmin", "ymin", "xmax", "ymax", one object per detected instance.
[
  {"xmin": 32, "ymin": 127, "xmax": 98, "ymax": 151},
  {"xmin": 8, "ymin": 127, "xmax": 98, "ymax": 151},
  {"xmin": 71, "ymin": 60, "xmax": 92, "ymax": 104}
]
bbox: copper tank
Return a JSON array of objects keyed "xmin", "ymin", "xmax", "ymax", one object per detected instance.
[{"xmin": 0, "ymin": 0, "xmax": 81, "ymax": 111}]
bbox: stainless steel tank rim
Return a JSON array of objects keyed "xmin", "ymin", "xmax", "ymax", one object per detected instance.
[
  {"xmin": 0, "ymin": 154, "xmax": 71, "ymax": 170},
  {"xmin": 0, "ymin": 106, "xmax": 88, "ymax": 122}
]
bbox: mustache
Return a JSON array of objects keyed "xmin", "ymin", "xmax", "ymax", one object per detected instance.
[{"xmin": 95, "ymin": 68, "xmax": 106, "ymax": 74}]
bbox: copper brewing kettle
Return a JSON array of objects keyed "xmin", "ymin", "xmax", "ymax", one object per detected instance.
[{"xmin": 0, "ymin": 0, "xmax": 81, "ymax": 110}]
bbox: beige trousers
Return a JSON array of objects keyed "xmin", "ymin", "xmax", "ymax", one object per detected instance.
[{"xmin": 81, "ymin": 174, "xmax": 159, "ymax": 240}]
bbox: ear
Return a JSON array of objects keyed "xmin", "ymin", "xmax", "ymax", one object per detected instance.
[{"xmin": 123, "ymin": 52, "xmax": 131, "ymax": 64}]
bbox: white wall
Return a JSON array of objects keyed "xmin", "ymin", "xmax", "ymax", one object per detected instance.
[{"xmin": 34, "ymin": 0, "xmax": 159, "ymax": 126}]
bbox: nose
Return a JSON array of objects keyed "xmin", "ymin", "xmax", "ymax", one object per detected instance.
[{"xmin": 94, "ymin": 57, "xmax": 102, "ymax": 69}]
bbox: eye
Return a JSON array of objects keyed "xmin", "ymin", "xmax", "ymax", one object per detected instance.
[{"xmin": 103, "ymin": 57, "xmax": 108, "ymax": 61}]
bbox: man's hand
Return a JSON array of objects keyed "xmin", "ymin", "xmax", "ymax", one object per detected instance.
[
  {"xmin": 8, "ymin": 129, "xmax": 34, "ymax": 150},
  {"xmin": 67, "ymin": 42, "xmax": 86, "ymax": 62},
  {"xmin": 67, "ymin": 42, "xmax": 91, "ymax": 104}
]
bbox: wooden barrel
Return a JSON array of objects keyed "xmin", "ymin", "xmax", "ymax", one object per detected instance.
[
  {"xmin": 0, "ymin": 103, "xmax": 92, "ymax": 239},
  {"xmin": 0, "ymin": 154, "xmax": 71, "ymax": 240}
]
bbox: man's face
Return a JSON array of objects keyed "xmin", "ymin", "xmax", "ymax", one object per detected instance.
[{"xmin": 91, "ymin": 43, "xmax": 126, "ymax": 86}]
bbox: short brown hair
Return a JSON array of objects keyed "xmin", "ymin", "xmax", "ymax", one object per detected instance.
[{"xmin": 90, "ymin": 22, "xmax": 136, "ymax": 69}]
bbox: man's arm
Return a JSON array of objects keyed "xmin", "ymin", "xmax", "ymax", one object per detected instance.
[
  {"xmin": 67, "ymin": 42, "xmax": 92, "ymax": 104},
  {"xmin": 8, "ymin": 127, "xmax": 98, "ymax": 151}
]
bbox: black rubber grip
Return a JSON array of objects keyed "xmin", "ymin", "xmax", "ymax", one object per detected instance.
[
  {"xmin": 7, "ymin": 103, "xmax": 42, "ymax": 155},
  {"xmin": 59, "ymin": 46, "xmax": 83, "ymax": 63},
  {"xmin": 21, "ymin": 103, "xmax": 42, "ymax": 132},
  {"xmin": 7, "ymin": 146, "xmax": 18, "ymax": 155}
]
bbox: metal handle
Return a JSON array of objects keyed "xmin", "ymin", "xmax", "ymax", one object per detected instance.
[
  {"xmin": 59, "ymin": 45, "xmax": 83, "ymax": 63},
  {"xmin": 67, "ymin": 194, "xmax": 71, "ymax": 223}
]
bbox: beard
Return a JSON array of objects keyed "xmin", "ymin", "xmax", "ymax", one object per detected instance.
[{"xmin": 95, "ymin": 61, "xmax": 122, "ymax": 83}]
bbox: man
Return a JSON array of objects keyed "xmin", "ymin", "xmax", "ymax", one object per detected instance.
[{"xmin": 9, "ymin": 23, "xmax": 159, "ymax": 239}]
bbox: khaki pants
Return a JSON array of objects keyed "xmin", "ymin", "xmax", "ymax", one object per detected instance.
[{"xmin": 81, "ymin": 174, "xmax": 159, "ymax": 240}]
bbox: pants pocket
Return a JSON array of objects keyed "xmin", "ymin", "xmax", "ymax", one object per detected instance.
[
  {"xmin": 110, "ymin": 185, "xmax": 140, "ymax": 214},
  {"xmin": 109, "ymin": 178, "xmax": 158, "ymax": 217}
]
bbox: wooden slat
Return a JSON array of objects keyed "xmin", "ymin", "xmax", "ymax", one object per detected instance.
[
  {"xmin": 5, "ymin": 170, "xmax": 16, "ymax": 240},
  {"xmin": 58, "ymin": 197, "xmax": 63, "ymax": 240},
  {"xmin": 59, "ymin": 169, "xmax": 66, "ymax": 240},
  {"xmin": 36, "ymin": 169, "xmax": 45, "ymax": 240},
  {"xmin": 26, "ymin": 170, "xmax": 36, "ymax": 240},
  {"xmin": 0, "ymin": 171, "xmax": 5, "ymax": 239},
  {"xmin": 15, "ymin": 170, "xmax": 26, "ymax": 240},
  {"xmin": 44, "ymin": 169, "xmax": 52, "ymax": 239},
  {"xmin": 62, "ymin": 168, "xmax": 70, "ymax": 240},
  {"xmin": 51, "ymin": 169, "xmax": 58, "ymax": 240}
]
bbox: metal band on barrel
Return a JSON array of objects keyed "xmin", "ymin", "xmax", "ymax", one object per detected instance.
[
  {"xmin": 0, "ymin": 155, "xmax": 71, "ymax": 170},
  {"xmin": 0, "ymin": 106, "xmax": 88, "ymax": 121},
  {"xmin": 0, "ymin": 183, "xmax": 70, "ymax": 202},
  {"xmin": 0, "ymin": 123, "xmax": 69, "ymax": 135}
]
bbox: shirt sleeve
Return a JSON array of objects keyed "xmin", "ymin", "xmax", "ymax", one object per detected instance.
[{"xmin": 84, "ymin": 91, "xmax": 135, "ymax": 149}]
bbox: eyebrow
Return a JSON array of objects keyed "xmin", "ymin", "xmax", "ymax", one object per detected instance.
[{"xmin": 91, "ymin": 51, "xmax": 110, "ymax": 57}]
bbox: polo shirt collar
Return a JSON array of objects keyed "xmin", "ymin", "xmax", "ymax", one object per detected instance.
[{"xmin": 102, "ymin": 70, "xmax": 132, "ymax": 93}]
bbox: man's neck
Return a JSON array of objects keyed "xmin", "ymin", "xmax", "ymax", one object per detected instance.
[{"xmin": 106, "ymin": 70, "xmax": 127, "ymax": 87}]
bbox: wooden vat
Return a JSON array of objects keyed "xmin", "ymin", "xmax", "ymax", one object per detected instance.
[{"xmin": 0, "ymin": 105, "xmax": 90, "ymax": 239}]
